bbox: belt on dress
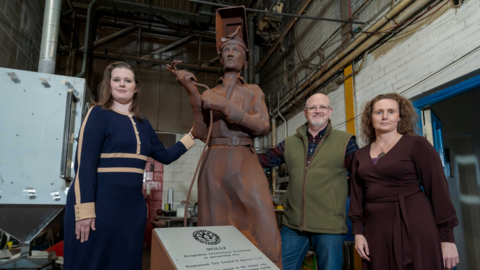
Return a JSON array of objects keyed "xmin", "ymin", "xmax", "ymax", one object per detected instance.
[
  {"xmin": 209, "ymin": 137, "xmax": 253, "ymax": 146},
  {"xmin": 366, "ymin": 189, "xmax": 423, "ymax": 270}
]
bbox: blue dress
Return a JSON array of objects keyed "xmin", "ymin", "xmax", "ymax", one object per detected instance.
[{"xmin": 64, "ymin": 106, "xmax": 192, "ymax": 270}]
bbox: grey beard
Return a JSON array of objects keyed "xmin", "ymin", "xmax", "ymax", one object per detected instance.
[{"xmin": 310, "ymin": 119, "xmax": 326, "ymax": 127}]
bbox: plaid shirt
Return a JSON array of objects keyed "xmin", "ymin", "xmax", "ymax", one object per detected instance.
[{"xmin": 258, "ymin": 126, "xmax": 359, "ymax": 174}]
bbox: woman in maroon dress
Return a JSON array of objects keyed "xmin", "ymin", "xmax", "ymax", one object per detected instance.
[{"xmin": 349, "ymin": 93, "xmax": 460, "ymax": 270}]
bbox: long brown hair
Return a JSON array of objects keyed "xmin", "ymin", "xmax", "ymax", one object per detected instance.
[
  {"xmin": 92, "ymin": 61, "xmax": 143, "ymax": 121},
  {"xmin": 360, "ymin": 93, "xmax": 419, "ymax": 145}
]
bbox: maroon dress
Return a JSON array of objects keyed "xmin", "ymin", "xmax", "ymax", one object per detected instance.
[{"xmin": 349, "ymin": 135, "xmax": 458, "ymax": 270}]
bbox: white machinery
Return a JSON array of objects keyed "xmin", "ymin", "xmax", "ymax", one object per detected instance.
[{"xmin": 0, "ymin": 67, "xmax": 89, "ymax": 267}]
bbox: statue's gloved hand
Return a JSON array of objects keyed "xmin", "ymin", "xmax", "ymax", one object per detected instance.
[
  {"xmin": 176, "ymin": 70, "xmax": 197, "ymax": 88},
  {"xmin": 202, "ymin": 90, "xmax": 244, "ymax": 124},
  {"xmin": 166, "ymin": 61, "xmax": 197, "ymax": 89}
]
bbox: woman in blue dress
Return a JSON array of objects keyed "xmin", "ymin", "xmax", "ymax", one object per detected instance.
[{"xmin": 64, "ymin": 61, "xmax": 195, "ymax": 270}]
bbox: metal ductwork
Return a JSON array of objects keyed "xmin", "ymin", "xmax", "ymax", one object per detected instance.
[
  {"xmin": 38, "ymin": 0, "xmax": 62, "ymax": 74},
  {"xmin": 272, "ymin": 0, "xmax": 436, "ymax": 116},
  {"xmin": 248, "ymin": 17, "xmax": 255, "ymax": 84}
]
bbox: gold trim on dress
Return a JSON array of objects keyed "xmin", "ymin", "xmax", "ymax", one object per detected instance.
[
  {"xmin": 127, "ymin": 115, "xmax": 142, "ymax": 154},
  {"xmin": 180, "ymin": 135, "xmax": 195, "ymax": 150},
  {"xmin": 74, "ymin": 106, "xmax": 97, "ymax": 220},
  {"xmin": 109, "ymin": 108, "xmax": 142, "ymax": 155},
  {"xmin": 97, "ymin": 167, "xmax": 145, "ymax": 174},
  {"xmin": 110, "ymin": 107, "xmax": 131, "ymax": 116},
  {"xmin": 100, "ymin": 153, "xmax": 148, "ymax": 160}
]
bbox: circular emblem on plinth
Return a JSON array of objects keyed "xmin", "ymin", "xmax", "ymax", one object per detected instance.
[{"xmin": 192, "ymin": 229, "xmax": 221, "ymax": 245}]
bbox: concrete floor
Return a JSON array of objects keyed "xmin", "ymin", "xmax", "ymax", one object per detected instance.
[{"xmin": 142, "ymin": 247, "xmax": 151, "ymax": 270}]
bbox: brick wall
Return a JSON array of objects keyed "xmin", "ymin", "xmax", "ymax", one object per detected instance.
[
  {"xmin": 259, "ymin": 0, "xmax": 390, "ymax": 145},
  {"xmin": 259, "ymin": 0, "xmax": 392, "ymax": 98},
  {"xmin": 352, "ymin": 0, "xmax": 480, "ymax": 145},
  {"xmin": 161, "ymin": 134, "xmax": 205, "ymax": 210},
  {"xmin": 143, "ymin": 157, "xmax": 164, "ymax": 213},
  {"xmin": 260, "ymin": 0, "xmax": 480, "ymax": 147},
  {"xmin": 0, "ymin": 0, "xmax": 43, "ymax": 71}
]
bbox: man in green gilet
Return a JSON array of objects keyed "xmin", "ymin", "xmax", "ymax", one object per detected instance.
[{"xmin": 258, "ymin": 93, "xmax": 358, "ymax": 270}]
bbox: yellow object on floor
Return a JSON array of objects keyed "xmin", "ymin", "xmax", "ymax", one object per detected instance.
[{"xmin": 301, "ymin": 252, "xmax": 316, "ymax": 270}]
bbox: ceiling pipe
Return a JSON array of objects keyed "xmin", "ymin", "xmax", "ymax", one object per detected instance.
[
  {"xmin": 277, "ymin": 91, "xmax": 287, "ymax": 139},
  {"xmin": 91, "ymin": 51, "xmax": 222, "ymax": 73},
  {"xmin": 79, "ymin": 25, "xmax": 138, "ymax": 51},
  {"xmin": 248, "ymin": 17, "xmax": 255, "ymax": 84},
  {"xmin": 73, "ymin": 7, "xmax": 218, "ymax": 77},
  {"xmin": 201, "ymin": 56, "xmax": 219, "ymax": 67},
  {"xmin": 255, "ymin": 0, "xmax": 312, "ymax": 73},
  {"xmin": 188, "ymin": 0, "xmax": 365, "ymax": 24},
  {"xmin": 75, "ymin": 14, "xmax": 216, "ymax": 40},
  {"xmin": 72, "ymin": 0, "xmax": 214, "ymax": 22},
  {"xmin": 38, "ymin": 0, "xmax": 62, "ymax": 74},
  {"xmin": 267, "ymin": 94, "xmax": 277, "ymax": 195},
  {"xmin": 76, "ymin": 0, "xmax": 101, "ymax": 78},
  {"xmin": 75, "ymin": 14, "xmax": 175, "ymax": 32},
  {"xmin": 274, "ymin": 0, "xmax": 432, "ymax": 116},
  {"xmin": 291, "ymin": 0, "xmax": 415, "ymax": 98},
  {"xmin": 141, "ymin": 34, "xmax": 198, "ymax": 59}
]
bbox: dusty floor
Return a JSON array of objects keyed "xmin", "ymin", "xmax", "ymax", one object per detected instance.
[{"xmin": 142, "ymin": 247, "xmax": 151, "ymax": 270}]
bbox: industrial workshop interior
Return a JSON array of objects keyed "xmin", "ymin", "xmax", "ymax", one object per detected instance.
[{"xmin": 1, "ymin": 0, "xmax": 480, "ymax": 269}]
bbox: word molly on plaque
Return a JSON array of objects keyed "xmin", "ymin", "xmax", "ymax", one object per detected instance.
[{"xmin": 151, "ymin": 226, "xmax": 280, "ymax": 270}]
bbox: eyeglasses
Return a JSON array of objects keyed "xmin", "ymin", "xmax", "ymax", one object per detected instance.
[{"xmin": 305, "ymin": 105, "xmax": 330, "ymax": 112}]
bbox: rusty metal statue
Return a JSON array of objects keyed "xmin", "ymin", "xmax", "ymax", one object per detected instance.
[{"xmin": 166, "ymin": 6, "xmax": 282, "ymax": 268}]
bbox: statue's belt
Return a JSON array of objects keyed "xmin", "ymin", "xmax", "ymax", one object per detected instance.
[{"xmin": 209, "ymin": 137, "xmax": 253, "ymax": 146}]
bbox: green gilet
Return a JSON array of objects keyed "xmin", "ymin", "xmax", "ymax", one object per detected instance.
[{"xmin": 283, "ymin": 122, "xmax": 353, "ymax": 234}]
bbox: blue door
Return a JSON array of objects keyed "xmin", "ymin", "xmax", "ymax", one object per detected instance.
[
  {"xmin": 431, "ymin": 110, "xmax": 445, "ymax": 169},
  {"xmin": 422, "ymin": 109, "xmax": 446, "ymax": 172},
  {"xmin": 422, "ymin": 109, "xmax": 457, "ymax": 270}
]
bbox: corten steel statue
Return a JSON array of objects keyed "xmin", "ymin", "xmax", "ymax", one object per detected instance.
[{"xmin": 167, "ymin": 6, "xmax": 282, "ymax": 268}]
